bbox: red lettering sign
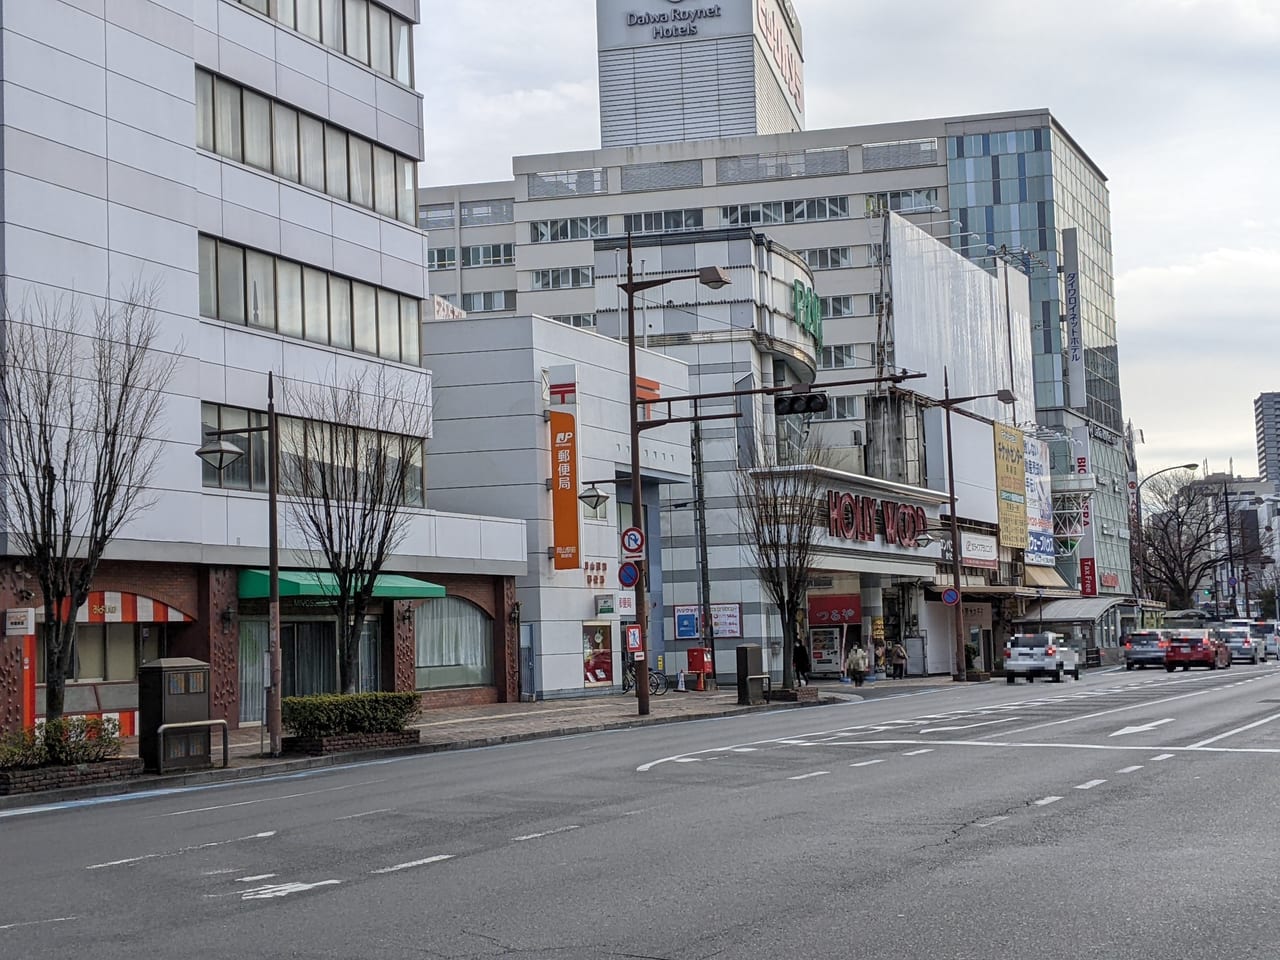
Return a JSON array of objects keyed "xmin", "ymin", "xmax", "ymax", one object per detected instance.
[{"xmin": 1080, "ymin": 558, "xmax": 1098, "ymax": 597}]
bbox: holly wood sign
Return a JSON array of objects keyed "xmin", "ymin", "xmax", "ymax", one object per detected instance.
[{"xmin": 827, "ymin": 491, "xmax": 929, "ymax": 549}]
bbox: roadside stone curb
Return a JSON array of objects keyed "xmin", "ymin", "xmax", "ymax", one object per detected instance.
[{"xmin": 0, "ymin": 697, "xmax": 836, "ymax": 813}]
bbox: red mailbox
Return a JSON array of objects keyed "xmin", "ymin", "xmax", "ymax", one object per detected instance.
[{"xmin": 687, "ymin": 647, "xmax": 713, "ymax": 675}]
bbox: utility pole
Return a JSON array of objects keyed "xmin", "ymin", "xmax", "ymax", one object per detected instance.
[{"xmin": 692, "ymin": 408, "xmax": 716, "ymax": 683}]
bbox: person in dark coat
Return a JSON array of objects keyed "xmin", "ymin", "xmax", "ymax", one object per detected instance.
[{"xmin": 793, "ymin": 640, "xmax": 812, "ymax": 686}]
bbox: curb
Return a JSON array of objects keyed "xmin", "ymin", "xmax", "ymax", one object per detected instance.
[{"xmin": 0, "ymin": 696, "xmax": 835, "ymax": 812}]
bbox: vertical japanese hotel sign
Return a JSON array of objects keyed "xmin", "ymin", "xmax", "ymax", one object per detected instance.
[
  {"xmin": 1024, "ymin": 436, "xmax": 1056, "ymax": 566},
  {"xmin": 994, "ymin": 424, "xmax": 1028, "ymax": 549},
  {"xmin": 1073, "ymin": 424, "xmax": 1098, "ymax": 596},
  {"xmin": 548, "ymin": 365, "xmax": 580, "ymax": 570},
  {"xmin": 1062, "ymin": 228, "xmax": 1086, "ymax": 411}
]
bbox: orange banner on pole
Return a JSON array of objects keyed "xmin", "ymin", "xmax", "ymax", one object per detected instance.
[{"xmin": 550, "ymin": 409, "xmax": 581, "ymax": 570}]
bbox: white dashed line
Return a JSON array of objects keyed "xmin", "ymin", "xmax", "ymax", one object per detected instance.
[
  {"xmin": 1075, "ymin": 779, "xmax": 1107, "ymax": 790},
  {"xmin": 512, "ymin": 826, "xmax": 581, "ymax": 842},
  {"xmin": 850, "ymin": 759, "xmax": 887, "ymax": 768},
  {"xmin": 1151, "ymin": 754, "xmax": 1175, "ymax": 761},
  {"xmin": 730, "ymin": 747, "xmax": 758, "ymax": 753},
  {"xmin": 1116, "ymin": 765, "xmax": 1144, "ymax": 774},
  {"xmin": 1033, "ymin": 796, "xmax": 1063, "ymax": 806},
  {"xmin": 85, "ymin": 831, "xmax": 277, "ymax": 870},
  {"xmin": 370, "ymin": 855, "xmax": 454, "ymax": 874},
  {"xmin": 235, "ymin": 874, "xmax": 277, "ymax": 883},
  {"xmin": 335, "ymin": 808, "xmax": 393, "ymax": 821},
  {"xmin": 1187, "ymin": 712, "xmax": 1280, "ymax": 748},
  {"xmin": 0, "ymin": 917, "xmax": 77, "ymax": 931},
  {"xmin": 975, "ymin": 815, "xmax": 1009, "ymax": 828},
  {"xmin": 902, "ymin": 749, "xmax": 934, "ymax": 756},
  {"xmin": 788, "ymin": 771, "xmax": 830, "ymax": 781},
  {"xmin": 241, "ymin": 880, "xmax": 341, "ymax": 898}
]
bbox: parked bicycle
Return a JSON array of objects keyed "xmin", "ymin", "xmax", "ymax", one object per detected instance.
[{"xmin": 621, "ymin": 660, "xmax": 668, "ymax": 695}]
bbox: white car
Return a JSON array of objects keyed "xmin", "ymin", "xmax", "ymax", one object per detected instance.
[{"xmin": 1004, "ymin": 632, "xmax": 1081, "ymax": 683}]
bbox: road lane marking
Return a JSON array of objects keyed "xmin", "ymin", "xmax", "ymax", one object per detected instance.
[
  {"xmin": 236, "ymin": 874, "xmax": 277, "ymax": 883},
  {"xmin": 162, "ymin": 782, "xmax": 382, "ymax": 817},
  {"xmin": 787, "ymin": 771, "xmax": 830, "ymax": 781},
  {"xmin": 86, "ymin": 831, "xmax": 277, "ymax": 870},
  {"xmin": 1033, "ymin": 797, "xmax": 1063, "ymax": 806},
  {"xmin": 242, "ymin": 880, "xmax": 341, "ymax": 898},
  {"xmin": 730, "ymin": 747, "xmax": 757, "ymax": 753},
  {"xmin": 335, "ymin": 808, "xmax": 394, "ymax": 821},
  {"xmin": 920, "ymin": 718, "xmax": 1017, "ymax": 734},
  {"xmin": 996, "ymin": 685, "xmax": 1241, "ymax": 739},
  {"xmin": 512, "ymin": 826, "xmax": 581, "ymax": 842},
  {"xmin": 902, "ymin": 749, "xmax": 934, "ymax": 756},
  {"xmin": 1186, "ymin": 711, "xmax": 1280, "ymax": 748},
  {"xmin": 1116, "ymin": 765, "xmax": 1144, "ymax": 774},
  {"xmin": 1109, "ymin": 719, "xmax": 1175, "ymax": 737},
  {"xmin": 1075, "ymin": 779, "xmax": 1107, "ymax": 790},
  {"xmin": 370, "ymin": 855, "xmax": 454, "ymax": 874},
  {"xmin": 975, "ymin": 816, "xmax": 1009, "ymax": 828},
  {"xmin": 850, "ymin": 759, "xmax": 887, "ymax": 768},
  {"xmin": 1151, "ymin": 754, "xmax": 1175, "ymax": 761},
  {"xmin": 0, "ymin": 917, "xmax": 77, "ymax": 931}
]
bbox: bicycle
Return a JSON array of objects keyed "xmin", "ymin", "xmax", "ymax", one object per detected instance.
[{"xmin": 621, "ymin": 661, "xmax": 668, "ymax": 695}]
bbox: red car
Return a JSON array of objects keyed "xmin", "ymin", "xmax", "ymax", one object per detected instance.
[{"xmin": 1164, "ymin": 630, "xmax": 1230, "ymax": 671}]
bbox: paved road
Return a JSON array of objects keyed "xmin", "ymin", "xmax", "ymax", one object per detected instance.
[{"xmin": 6, "ymin": 664, "xmax": 1280, "ymax": 958}]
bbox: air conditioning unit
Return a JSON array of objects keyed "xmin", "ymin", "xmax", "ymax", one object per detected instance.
[{"xmin": 850, "ymin": 428, "xmax": 863, "ymax": 446}]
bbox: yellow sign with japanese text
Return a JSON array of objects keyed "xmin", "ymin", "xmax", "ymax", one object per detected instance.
[{"xmin": 994, "ymin": 424, "xmax": 1028, "ymax": 549}]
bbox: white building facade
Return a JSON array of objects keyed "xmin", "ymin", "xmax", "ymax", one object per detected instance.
[{"xmin": 0, "ymin": 0, "xmax": 526, "ymax": 734}]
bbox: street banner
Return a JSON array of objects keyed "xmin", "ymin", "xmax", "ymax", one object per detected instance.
[
  {"xmin": 548, "ymin": 364, "xmax": 580, "ymax": 571},
  {"xmin": 1024, "ymin": 436, "xmax": 1056, "ymax": 566},
  {"xmin": 994, "ymin": 424, "xmax": 1028, "ymax": 549}
]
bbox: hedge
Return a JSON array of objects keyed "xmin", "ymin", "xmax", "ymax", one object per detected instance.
[
  {"xmin": 281, "ymin": 692, "xmax": 420, "ymax": 739},
  {"xmin": 0, "ymin": 716, "xmax": 122, "ymax": 769}
]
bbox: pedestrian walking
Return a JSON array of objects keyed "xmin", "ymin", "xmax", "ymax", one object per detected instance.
[
  {"xmin": 793, "ymin": 640, "xmax": 811, "ymax": 686},
  {"xmin": 890, "ymin": 640, "xmax": 908, "ymax": 679},
  {"xmin": 845, "ymin": 643, "xmax": 869, "ymax": 687}
]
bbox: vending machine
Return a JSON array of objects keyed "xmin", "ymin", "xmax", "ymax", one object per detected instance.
[{"xmin": 809, "ymin": 626, "xmax": 843, "ymax": 676}]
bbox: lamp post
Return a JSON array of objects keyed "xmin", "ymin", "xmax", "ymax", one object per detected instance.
[
  {"xmin": 617, "ymin": 233, "xmax": 730, "ymax": 715},
  {"xmin": 937, "ymin": 368, "xmax": 1016, "ymax": 682},
  {"xmin": 196, "ymin": 372, "xmax": 281, "ymax": 756}
]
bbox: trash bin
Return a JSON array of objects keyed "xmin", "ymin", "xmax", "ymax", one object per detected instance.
[
  {"xmin": 139, "ymin": 658, "xmax": 212, "ymax": 774},
  {"xmin": 736, "ymin": 644, "xmax": 766, "ymax": 705}
]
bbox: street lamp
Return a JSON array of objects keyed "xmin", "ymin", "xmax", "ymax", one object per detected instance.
[
  {"xmin": 936, "ymin": 368, "xmax": 1016, "ymax": 682},
  {"xmin": 618, "ymin": 233, "xmax": 730, "ymax": 716},
  {"xmin": 196, "ymin": 372, "xmax": 281, "ymax": 756}
]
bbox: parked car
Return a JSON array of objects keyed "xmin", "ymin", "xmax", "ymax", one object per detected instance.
[
  {"xmin": 1216, "ymin": 626, "xmax": 1265, "ymax": 664},
  {"xmin": 1247, "ymin": 620, "xmax": 1279, "ymax": 659},
  {"xmin": 1123, "ymin": 630, "xmax": 1170, "ymax": 670},
  {"xmin": 1003, "ymin": 631, "xmax": 1080, "ymax": 683},
  {"xmin": 1164, "ymin": 630, "xmax": 1230, "ymax": 671}
]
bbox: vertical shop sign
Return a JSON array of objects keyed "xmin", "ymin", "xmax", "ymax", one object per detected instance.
[
  {"xmin": 1063, "ymin": 228, "xmax": 1086, "ymax": 411},
  {"xmin": 1023, "ymin": 436, "xmax": 1056, "ymax": 566},
  {"xmin": 1073, "ymin": 424, "xmax": 1098, "ymax": 596},
  {"xmin": 548, "ymin": 365, "xmax": 580, "ymax": 570},
  {"xmin": 994, "ymin": 424, "xmax": 1028, "ymax": 549}
]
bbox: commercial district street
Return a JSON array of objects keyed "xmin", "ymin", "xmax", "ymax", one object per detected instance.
[{"xmin": 5, "ymin": 667, "xmax": 1280, "ymax": 960}]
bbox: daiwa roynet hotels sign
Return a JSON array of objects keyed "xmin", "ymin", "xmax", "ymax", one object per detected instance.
[{"xmin": 601, "ymin": 1, "xmax": 746, "ymax": 46}]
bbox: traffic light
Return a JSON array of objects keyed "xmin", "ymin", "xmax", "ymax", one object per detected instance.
[{"xmin": 775, "ymin": 392, "xmax": 829, "ymax": 415}]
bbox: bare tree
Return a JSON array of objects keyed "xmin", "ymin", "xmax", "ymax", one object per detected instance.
[
  {"xmin": 282, "ymin": 367, "xmax": 430, "ymax": 694},
  {"xmin": 0, "ymin": 283, "xmax": 177, "ymax": 722},
  {"xmin": 1139, "ymin": 471, "xmax": 1223, "ymax": 610},
  {"xmin": 736, "ymin": 434, "xmax": 833, "ymax": 689}
]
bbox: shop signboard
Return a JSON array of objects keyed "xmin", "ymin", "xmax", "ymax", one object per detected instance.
[
  {"xmin": 807, "ymin": 594, "xmax": 862, "ymax": 627},
  {"xmin": 1024, "ymin": 436, "xmax": 1056, "ymax": 566},
  {"xmin": 673, "ymin": 603, "xmax": 743, "ymax": 639},
  {"xmin": 961, "ymin": 532, "xmax": 999, "ymax": 570},
  {"xmin": 548, "ymin": 366, "xmax": 580, "ymax": 571},
  {"xmin": 1063, "ymin": 229, "xmax": 1086, "ymax": 410},
  {"xmin": 994, "ymin": 424, "xmax": 1028, "ymax": 549},
  {"xmin": 1073, "ymin": 424, "xmax": 1098, "ymax": 596}
]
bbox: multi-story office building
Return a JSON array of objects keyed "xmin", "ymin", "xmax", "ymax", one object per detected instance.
[
  {"xmin": 420, "ymin": 108, "xmax": 1129, "ymax": 599},
  {"xmin": 1257, "ymin": 392, "xmax": 1280, "ymax": 490},
  {"xmin": 0, "ymin": 0, "xmax": 526, "ymax": 734}
]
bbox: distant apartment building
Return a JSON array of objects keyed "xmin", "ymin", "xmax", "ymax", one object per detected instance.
[{"xmin": 1257, "ymin": 392, "xmax": 1280, "ymax": 490}]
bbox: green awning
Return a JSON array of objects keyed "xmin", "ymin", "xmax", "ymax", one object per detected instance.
[{"xmin": 237, "ymin": 570, "xmax": 446, "ymax": 600}]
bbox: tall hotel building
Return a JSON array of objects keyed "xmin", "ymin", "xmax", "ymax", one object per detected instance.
[
  {"xmin": 420, "ymin": 0, "xmax": 1131, "ymax": 607},
  {"xmin": 0, "ymin": 0, "xmax": 526, "ymax": 734}
]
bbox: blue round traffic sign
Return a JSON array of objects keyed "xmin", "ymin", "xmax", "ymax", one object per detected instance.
[
  {"xmin": 1228, "ymin": 576, "xmax": 1238, "ymax": 588},
  {"xmin": 619, "ymin": 561, "xmax": 640, "ymax": 588},
  {"xmin": 942, "ymin": 587, "xmax": 960, "ymax": 606}
]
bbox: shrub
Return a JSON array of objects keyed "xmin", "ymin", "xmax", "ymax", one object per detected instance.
[
  {"xmin": 0, "ymin": 716, "xmax": 121, "ymax": 769},
  {"xmin": 282, "ymin": 692, "xmax": 420, "ymax": 739}
]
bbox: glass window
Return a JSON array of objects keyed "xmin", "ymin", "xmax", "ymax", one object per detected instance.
[
  {"xmin": 303, "ymin": 267, "xmax": 329, "ymax": 344},
  {"xmin": 373, "ymin": 145, "xmax": 396, "ymax": 218},
  {"xmin": 214, "ymin": 78, "xmax": 242, "ymax": 162},
  {"xmin": 276, "ymin": 0, "xmax": 297, "ymax": 28},
  {"xmin": 352, "ymin": 282, "xmax": 377, "ymax": 354},
  {"xmin": 325, "ymin": 126, "xmax": 348, "ymax": 200},
  {"xmin": 404, "ymin": 438, "xmax": 424, "ymax": 507},
  {"xmin": 299, "ymin": 114, "xmax": 326, "ymax": 192},
  {"xmin": 348, "ymin": 136, "xmax": 373, "ymax": 209},
  {"xmin": 345, "ymin": 0, "xmax": 369, "ymax": 63},
  {"xmin": 249, "ymin": 410, "xmax": 268, "ymax": 492},
  {"xmin": 296, "ymin": 0, "xmax": 321, "ymax": 39},
  {"xmin": 198, "ymin": 235, "xmax": 218, "ymax": 318},
  {"xmin": 368, "ymin": 4, "xmax": 391, "ymax": 76},
  {"xmin": 273, "ymin": 103, "xmax": 299, "ymax": 182},
  {"xmin": 218, "ymin": 407, "xmax": 251, "ymax": 490},
  {"xmin": 276, "ymin": 260, "xmax": 303, "ymax": 338},
  {"xmin": 398, "ymin": 157, "xmax": 416, "ymax": 224},
  {"xmin": 242, "ymin": 89, "xmax": 272, "ymax": 171},
  {"xmin": 201, "ymin": 402, "xmax": 220, "ymax": 488},
  {"xmin": 74, "ymin": 625, "xmax": 105, "ymax": 681},
  {"xmin": 329, "ymin": 277, "xmax": 353, "ymax": 350},
  {"xmin": 319, "ymin": 0, "xmax": 343, "ymax": 48},
  {"xmin": 217, "ymin": 242, "xmax": 245, "ymax": 324},
  {"xmin": 392, "ymin": 17, "xmax": 412, "ymax": 85},
  {"xmin": 414, "ymin": 598, "xmax": 493, "ymax": 690},
  {"xmin": 242, "ymin": 0, "xmax": 269, "ymax": 14},
  {"xmin": 376, "ymin": 288, "xmax": 400, "ymax": 361},
  {"xmin": 105, "ymin": 623, "xmax": 136, "ymax": 681},
  {"xmin": 400, "ymin": 296, "xmax": 419, "ymax": 365},
  {"xmin": 196, "ymin": 70, "xmax": 214, "ymax": 151},
  {"xmin": 245, "ymin": 250, "xmax": 276, "ymax": 330}
]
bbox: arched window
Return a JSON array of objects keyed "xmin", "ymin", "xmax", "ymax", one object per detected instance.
[{"xmin": 413, "ymin": 597, "xmax": 493, "ymax": 690}]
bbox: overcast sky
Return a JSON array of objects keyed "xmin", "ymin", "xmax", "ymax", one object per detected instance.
[{"xmin": 415, "ymin": 1, "xmax": 1279, "ymax": 478}]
